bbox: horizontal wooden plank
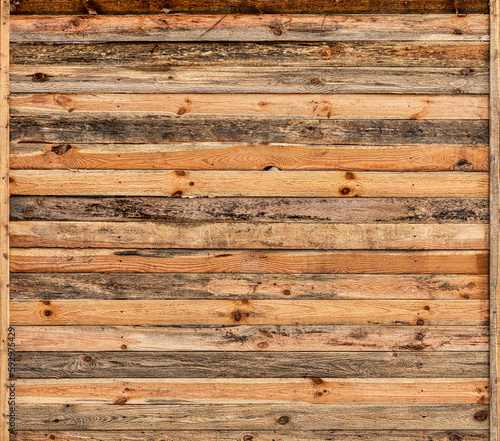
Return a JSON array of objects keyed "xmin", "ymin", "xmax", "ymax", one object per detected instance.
[
  {"xmin": 9, "ymin": 0, "xmax": 489, "ymax": 14},
  {"xmin": 11, "ymin": 66, "xmax": 488, "ymax": 95},
  {"xmin": 9, "ymin": 15, "xmax": 490, "ymax": 42},
  {"xmin": 9, "ymin": 300, "xmax": 488, "ymax": 326},
  {"xmin": 15, "ymin": 378, "xmax": 489, "ymax": 405},
  {"xmin": 14, "ymin": 325, "xmax": 489, "ymax": 352},
  {"xmin": 8, "ymin": 143, "xmax": 490, "ymax": 172},
  {"xmin": 14, "ymin": 351, "xmax": 489, "ymax": 378},
  {"xmin": 8, "ymin": 171, "xmax": 490, "ymax": 197},
  {"xmin": 10, "ymin": 115, "xmax": 490, "ymax": 146},
  {"xmin": 9, "ymin": 222, "xmax": 489, "ymax": 250},
  {"xmin": 8, "ymin": 430, "xmax": 491, "ymax": 441},
  {"xmin": 9, "ymin": 197, "xmax": 489, "ymax": 223},
  {"xmin": 10, "ymin": 273, "xmax": 488, "ymax": 301},
  {"xmin": 14, "ymin": 404, "xmax": 489, "ymax": 430},
  {"xmin": 10, "ymin": 94, "xmax": 489, "ymax": 120},
  {"xmin": 10, "ymin": 41, "xmax": 489, "ymax": 68},
  {"xmin": 9, "ymin": 249, "xmax": 489, "ymax": 274}
]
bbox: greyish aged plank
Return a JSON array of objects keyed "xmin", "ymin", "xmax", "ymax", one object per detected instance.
[
  {"xmin": 10, "ymin": 66, "xmax": 489, "ymax": 95},
  {"xmin": 9, "ymin": 42, "xmax": 489, "ymax": 68},
  {"xmin": 8, "ymin": 197, "xmax": 490, "ymax": 223},
  {"xmin": 13, "ymin": 352, "xmax": 488, "ymax": 379}
]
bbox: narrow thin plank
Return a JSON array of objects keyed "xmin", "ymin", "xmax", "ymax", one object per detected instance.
[
  {"xmin": 9, "ymin": 249, "xmax": 489, "ymax": 274},
  {"xmin": 10, "ymin": 42, "xmax": 490, "ymax": 68},
  {"xmin": 9, "ymin": 299, "xmax": 489, "ymax": 326},
  {"xmin": 10, "ymin": 115, "xmax": 489, "ymax": 146},
  {"xmin": 10, "ymin": 273, "xmax": 488, "ymax": 301},
  {"xmin": 11, "ymin": 66, "xmax": 488, "ymax": 95},
  {"xmin": 9, "ymin": 14, "xmax": 490, "ymax": 42},
  {"xmin": 13, "ymin": 351, "xmax": 489, "ymax": 379},
  {"xmin": 10, "ymin": 94, "xmax": 489, "ymax": 119},
  {"xmin": 14, "ymin": 325, "xmax": 489, "ymax": 352},
  {"xmin": 8, "ymin": 143, "xmax": 490, "ymax": 172},
  {"xmin": 7, "ymin": 430, "xmax": 492, "ymax": 441},
  {"xmin": 14, "ymin": 404, "xmax": 489, "ymax": 430},
  {"xmin": 9, "ymin": 0, "xmax": 489, "ymax": 14},
  {"xmin": 9, "ymin": 222, "xmax": 489, "ymax": 250},
  {"xmin": 14, "ymin": 378, "xmax": 490, "ymax": 405},
  {"xmin": 8, "ymin": 171, "xmax": 490, "ymax": 197}
]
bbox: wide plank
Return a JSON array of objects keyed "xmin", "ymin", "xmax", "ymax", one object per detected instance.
[
  {"xmin": 10, "ymin": 94, "xmax": 489, "ymax": 119},
  {"xmin": 10, "ymin": 41, "xmax": 489, "ymax": 68},
  {"xmin": 10, "ymin": 273, "xmax": 488, "ymax": 300},
  {"xmin": 9, "ymin": 0, "xmax": 489, "ymax": 14},
  {"xmin": 9, "ymin": 15, "xmax": 490, "ymax": 42},
  {"xmin": 9, "ymin": 299, "xmax": 489, "ymax": 326},
  {"xmin": 14, "ymin": 378, "xmax": 489, "ymax": 405},
  {"xmin": 8, "ymin": 171, "xmax": 490, "ymax": 197},
  {"xmin": 14, "ymin": 325, "xmax": 489, "ymax": 352},
  {"xmin": 11, "ymin": 66, "xmax": 488, "ymax": 95},
  {"xmin": 9, "ymin": 197, "xmax": 490, "ymax": 223},
  {"xmin": 14, "ymin": 404, "xmax": 489, "ymax": 430},
  {"xmin": 7, "ymin": 430, "xmax": 491, "ymax": 441},
  {"xmin": 8, "ymin": 143, "xmax": 490, "ymax": 172},
  {"xmin": 9, "ymin": 222, "xmax": 489, "ymax": 250},
  {"xmin": 13, "ymin": 351, "xmax": 489, "ymax": 378},
  {"xmin": 9, "ymin": 249, "xmax": 489, "ymax": 274}
]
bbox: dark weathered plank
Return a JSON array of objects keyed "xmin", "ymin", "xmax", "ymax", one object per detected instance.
[
  {"xmin": 10, "ymin": 42, "xmax": 489, "ymax": 68},
  {"xmin": 13, "ymin": 352, "xmax": 489, "ymax": 378},
  {"xmin": 9, "ymin": 14, "xmax": 490, "ymax": 42},
  {"xmin": 8, "ymin": 197, "xmax": 490, "ymax": 223},
  {"xmin": 14, "ymin": 325, "xmax": 489, "ymax": 352},
  {"xmin": 11, "ymin": 66, "xmax": 488, "ymax": 95},
  {"xmin": 9, "ymin": 249, "xmax": 489, "ymax": 274},
  {"xmin": 9, "ymin": 115, "xmax": 490, "ymax": 146},
  {"xmin": 8, "ymin": 430, "xmax": 492, "ymax": 441},
  {"xmin": 14, "ymin": 404, "xmax": 490, "ymax": 430},
  {"xmin": 8, "ymin": 0, "xmax": 489, "ymax": 15},
  {"xmin": 10, "ymin": 273, "xmax": 488, "ymax": 301}
]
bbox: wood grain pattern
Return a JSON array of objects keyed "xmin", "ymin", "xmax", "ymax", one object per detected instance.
[
  {"xmin": 7, "ymin": 430, "xmax": 492, "ymax": 441},
  {"xmin": 9, "ymin": 14, "xmax": 490, "ymax": 42},
  {"xmin": 9, "ymin": 197, "xmax": 490, "ymax": 223},
  {"xmin": 10, "ymin": 41, "xmax": 489, "ymax": 68},
  {"xmin": 14, "ymin": 404, "xmax": 490, "ymax": 430},
  {"xmin": 9, "ymin": 221, "xmax": 489, "ymax": 250},
  {"xmin": 9, "ymin": 0, "xmax": 490, "ymax": 14},
  {"xmin": 14, "ymin": 378, "xmax": 490, "ymax": 405},
  {"xmin": 11, "ymin": 66, "xmax": 489, "ymax": 95},
  {"xmin": 14, "ymin": 325, "xmax": 489, "ymax": 352},
  {"xmin": 9, "ymin": 299, "xmax": 489, "ymax": 326},
  {"xmin": 10, "ymin": 273, "xmax": 488, "ymax": 301},
  {"xmin": 10, "ymin": 94, "xmax": 489, "ymax": 120},
  {"xmin": 8, "ymin": 170, "xmax": 490, "ymax": 197},
  {"xmin": 9, "ymin": 249, "xmax": 489, "ymax": 274},
  {"xmin": 13, "ymin": 352, "xmax": 489, "ymax": 379}
]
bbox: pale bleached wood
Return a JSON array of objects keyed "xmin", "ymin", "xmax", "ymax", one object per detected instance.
[
  {"xmin": 14, "ymin": 378, "xmax": 490, "ymax": 405},
  {"xmin": 8, "ymin": 143, "xmax": 490, "ymax": 172},
  {"xmin": 9, "ymin": 15, "xmax": 490, "ymax": 42},
  {"xmin": 8, "ymin": 170, "xmax": 489, "ymax": 197},
  {"xmin": 8, "ymin": 249, "xmax": 489, "ymax": 274},
  {"xmin": 10, "ymin": 274, "xmax": 488, "ymax": 301},
  {"xmin": 14, "ymin": 404, "xmax": 490, "ymax": 431},
  {"xmin": 9, "ymin": 94, "xmax": 489, "ymax": 119},
  {"xmin": 10, "ymin": 66, "xmax": 489, "ymax": 95},
  {"xmin": 13, "ymin": 325, "xmax": 489, "ymax": 352},
  {"xmin": 9, "ymin": 221, "xmax": 489, "ymax": 250}
]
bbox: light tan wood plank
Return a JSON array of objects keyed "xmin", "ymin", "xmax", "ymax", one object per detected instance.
[
  {"xmin": 9, "ymin": 249, "xmax": 489, "ymax": 274},
  {"xmin": 9, "ymin": 222, "xmax": 489, "ymax": 250},
  {"xmin": 14, "ymin": 325, "xmax": 489, "ymax": 352},
  {"xmin": 8, "ymin": 170, "xmax": 489, "ymax": 197}
]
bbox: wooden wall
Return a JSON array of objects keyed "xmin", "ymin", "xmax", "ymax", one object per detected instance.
[{"xmin": 4, "ymin": 0, "xmax": 496, "ymax": 440}]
